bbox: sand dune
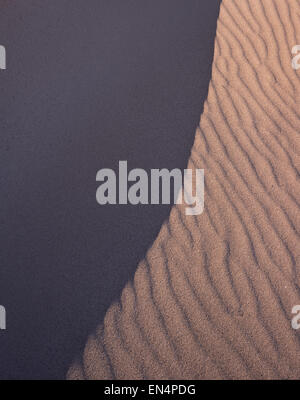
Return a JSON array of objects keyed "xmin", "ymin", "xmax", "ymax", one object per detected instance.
[{"xmin": 68, "ymin": 0, "xmax": 300, "ymax": 379}]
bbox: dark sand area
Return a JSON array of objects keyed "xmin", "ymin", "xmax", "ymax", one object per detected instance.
[{"xmin": 0, "ymin": 1, "xmax": 220, "ymax": 379}]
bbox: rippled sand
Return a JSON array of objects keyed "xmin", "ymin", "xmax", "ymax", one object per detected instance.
[{"xmin": 68, "ymin": 0, "xmax": 300, "ymax": 380}]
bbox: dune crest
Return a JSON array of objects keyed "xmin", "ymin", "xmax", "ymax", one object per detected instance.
[{"xmin": 68, "ymin": 0, "xmax": 300, "ymax": 380}]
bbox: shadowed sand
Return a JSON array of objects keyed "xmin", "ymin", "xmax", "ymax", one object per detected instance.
[{"xmin": 68, "ymin": 0, "xmax": 300, "ymax": 379}]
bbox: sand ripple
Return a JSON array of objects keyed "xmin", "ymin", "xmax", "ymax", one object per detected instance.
[{"xmin": 68, "ymin": 0, "xmax": 300, "ymax": 380}]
